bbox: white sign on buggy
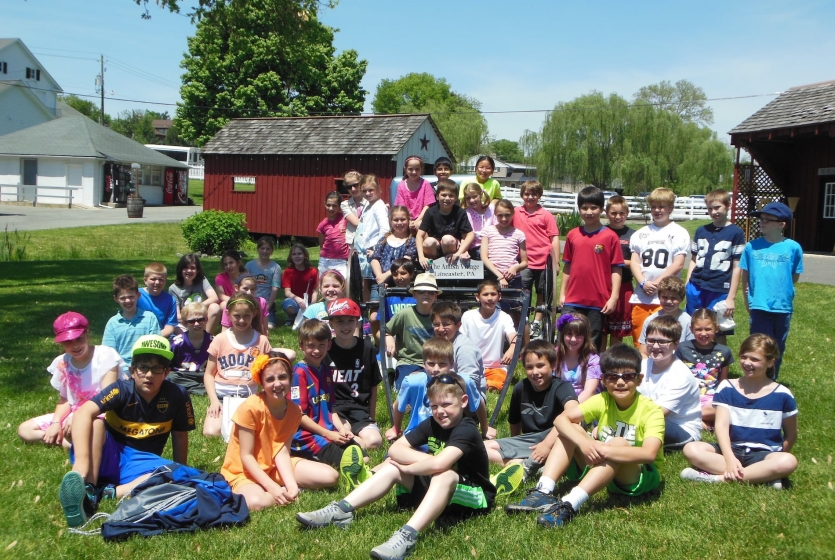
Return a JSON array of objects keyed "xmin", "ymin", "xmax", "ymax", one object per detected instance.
[{"xmin": 428, "ymin": 259, "xmax": 484, "ymax": 280}]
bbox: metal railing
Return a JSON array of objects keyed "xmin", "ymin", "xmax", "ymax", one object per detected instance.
[{"xmin": 0, "ymin": 185, "xmax": 80, "ymax": 208}]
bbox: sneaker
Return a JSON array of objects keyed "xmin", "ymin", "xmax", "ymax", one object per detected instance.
[
  {"xmin": 491, "ymin": 463, "xmax": 525, "ymax": 497},
  {"xmin": 536, "ymin": 501, "xmax": 577, "ymax": 528},
  {"xmin": 769, "ymin": 479, "xmax": 784, "ymax": 490},
  {"xmin": 370, "ymin": 528, "xmax": 417, "ymax": 560},
  {"xmin": 59, "ymin": 472, "xmax": 90, "ymax": 528},
  {"xmin": 521, "ymin": 459, "xmax": 542, "ymax": 482},
  {"xmin": 99, "ymin": 484, "xmax": 117, "ymax": 501},
  {"xmin": 504, "ymin": 488, "xmax": 558, "ymax": 514},
  {"xmin": 339, "ymin": 444, "xmax": 365, "ymax": 493},
  {"xmin": 296, "ymin": 501, "xmax": 354, "ymax": 529},
  {"xmin": 530, "ymin": 322, "xmax": 542, "ymax": 340},
  {"xmin": 680, "ymin": 467, "xmax": 720, "ymax": 484}
]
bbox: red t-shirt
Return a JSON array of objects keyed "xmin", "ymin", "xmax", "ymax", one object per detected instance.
[
  {"xmin": 514, "ymin": 205, "xmax": 558, "ymax": 269},
  {"xmin": 281, "ymin": 267, "xmax": 318, "ymax": 298},
  {"xmin": 562, "ymin": 226, "xmax": 624, "ymax": 309}
]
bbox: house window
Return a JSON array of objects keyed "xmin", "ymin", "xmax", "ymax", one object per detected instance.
[
  {"xmin": 0, "ymin": 62, "xmax": 7, "ymax": 74},
  {"xmin": 22, "ymin": 159, "xmax": 37, "ymax": 186},
  {"xmin": 824, "ymin": 183, "xmax": 835, "ymax": 219},
  {"xmin": 25, "ymin": 67, "xmax": 40, "ymax": 81},
  {"xmin": 233, "ymin": 176, "xmax": 256, "ymax": 193}
]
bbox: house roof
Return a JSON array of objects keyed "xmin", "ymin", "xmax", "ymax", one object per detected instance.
[
  {"xmin": 202, "ymin": 114, "xmax": 452, "ymax": 157},
  {"xmin": 730, "ymin": 80, "xmax": 835, "ymax": 135},
  {"xmin": 0, "ymin": 116, "xmax": 188, "ymax": 168},
  {"xmin": 0, "ymin": 81, "xmax": 56, "ymax": 120},
  {"xmin": 0, "ymin": 38, "xmax": 63, "ymax": 92}
]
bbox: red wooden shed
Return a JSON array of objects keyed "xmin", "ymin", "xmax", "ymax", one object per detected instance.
[{"xmin": 201, "ymin": 114, "xmax": 453, "ymax": 238}]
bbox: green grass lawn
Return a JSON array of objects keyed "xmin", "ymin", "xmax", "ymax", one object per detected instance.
[
  {"xmin": 1, "ymin": 223, "xmax": 834, "ymax": 558},
  {"xmin": 188, "ymin": 179, "xmax": 204, "ymax": 207}
]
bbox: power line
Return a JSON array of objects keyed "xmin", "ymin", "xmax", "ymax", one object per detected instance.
[{"xmin": 31, "ymin": 52, "xmax": 100, "ymax": 62}]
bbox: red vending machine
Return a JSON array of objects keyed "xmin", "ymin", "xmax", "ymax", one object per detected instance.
[
  {"xmin": 176, "ymin": 169, "xmax": 189, "ymax": 205},
  {"xmin": 163, "ymin": 168, "xmax": 176, "ymax": 205}
]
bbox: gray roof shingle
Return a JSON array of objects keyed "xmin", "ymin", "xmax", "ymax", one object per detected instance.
[
  {"xmin": 730, "ymin": 80, "xmax": 835, "ymax": 134},
  {"xmin": 202, "ymin": 114, "xmax": 443, "ymax": 155}
]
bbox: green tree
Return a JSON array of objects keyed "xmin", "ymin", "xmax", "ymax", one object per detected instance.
[
  {"xmin": 489, "ymin": 139, "xmax": 524, "ymax": 163},
  {"xmin": 163, "ymin": 121, "xmax": 188, "ymax": 146},
  {"xmin": 633, "ymin": 79, "xmax": 714, "ymax": 126},
  {"xmin": 110, "ymin": 109, "xmax": 167, "ymax": 144},
  {"xmin": 58, "ymin": 94, "xmax": 110, "ymax": 125},
  {"xmin": 175, "ymin": 0, "xmax": 366, "ymax": 146},
  {"xmin": 134, "ymin": 0, "xmax": 333, "ymax": 20}
]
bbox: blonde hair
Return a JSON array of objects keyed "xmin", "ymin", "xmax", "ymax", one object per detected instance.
[
  {"xmin": 360, "ymin": 174, "xmax": 380, "ymax": 191},
  {"xmin": 705, "ymin": 189, "xmax": 731, "ymax": 207},
  {"xmin": 739, "ymin": 334, "xmax": 780, "ymax": 379},
  {"xmin": 463, "ymin": 182, "xmax": 490, "ymax": 206},
  {"xmin": 647, "ymin": 187, "xmax": 676, "ymax": 207},
  {"xmin": 144, "ymin": 262, "xmax": 167, "ymax": 278},
  {"xmin": 181, "ymin": 302, "xmax": 207, "ymax": 320}
]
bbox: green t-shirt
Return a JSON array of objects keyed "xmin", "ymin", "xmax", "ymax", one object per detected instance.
[
  {"xmin": 458, "ymin": 177, "xmax": 502, "ymax": 203},
  {"xmin": 579, "ymin": 392, "xmax": 666, "ymax": 465},
  {"xmin": 385, "ymin": 307, "xmax": 434, "ymax": 366}
]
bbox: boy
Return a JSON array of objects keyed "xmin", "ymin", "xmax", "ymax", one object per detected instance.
[
  {"xmin": 740, "ymin": 201, "xmax": 803, "ymax": 379},
  {"xmin": 103, "ymin": 274, "xmax": 161, "ymax": 372},
  {"xmin": 138, "ymin": 262, "xmax": 179, "ymax": 338},
  {"xmin": 637, "ymin": 276, "xmax": 693, "ymax": 358},
  {"xmin": 684, "ymin": 189, "xmax": 746, "ymax": 345},
  {"xmin": 297, "ymin": 372, "xmax": 496, "ymax": 560},
  {"xmin": 433, "ymin": 156, "xmax": 453, "ymax": 186},
  {"xmin": 484, "ymin": 340, "xmax": 578, "ymax": 482},
  {"xmin": 416, "ymin": 179, "xmax": 474, "ymax": 268},
  {"xmin": 514, "ymin": 180, "xmax": 560, "ymax": 339},
  {"xmin": 385, "ymin": 338, "xmax": 492, "ymax": 443},
  {"xmin": 290, "ymin": 319, "xmax": 369, "ymax": 490},
  {"xmin": 559, "ymin": 186, "xmax": 624, "ymax": 351},
  {"xmin": 371, "ymin": 258, "xmax": 417, "ymax": 343},
  {"xmin": 168, "ymin": 301, "xmax": 213, "ymax": 395},
  {"xmin": 460, "ymin": 279, "xmax": 519, "ymax": 393},
  {"xmin": 246, "ymin": 235, "xmax": 282, "ymax": 329},
  {"xmin": 58, "ymin": 335, "xmax": 195, "ymax": 528},
  {"xmin": 385, "ymin": 273, "xmax": 439, "ymax": 390},
  {"xmin": 639, "ymin": 315, "xmax": 701, "ymax": 450},
  {"xmin": 505, "ymin": 345, "xmax": 664, "ymax": 528},
  {"xmin": 602, "ymin": 195, "xmax": 636, "ymax": 350},
  {"xmin": 629, "ymin": 187, "xmax": 690, "ymax": 344},
  {"xmin": 327, "ymin": 298, "xmax": 384, "ymax": 450}
]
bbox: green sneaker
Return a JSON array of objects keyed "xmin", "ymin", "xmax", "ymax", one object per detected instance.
[
  {"xmin": 491, "ymin": 463, "xmax": 525, "ymax": 498},
  {"xmin": 59, "ymin": 472, "xmax": 89, "ymax": 528},
  {"xmin": 339, "ymin": 444, "xmax": 364, "ymax": 493}
]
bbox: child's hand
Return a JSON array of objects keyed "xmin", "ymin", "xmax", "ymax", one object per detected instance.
[
  {"xmin": 207, "ymin": 401, "xmax": 222, "ymax": 419},
  {"xmin": 724, "ymin": 457, "xmax": 745, "ymax": 481},
  {"xmin": 484, "ymin": 426, "xmax": 497, "ymax": 440},
  {"xmin": 43, "ymin": 422, "xmax": 63, "ymax": 446},
  {"xmin": 642, "ymin": 281, "xmax": 657, "ymax": 296},
  {"xmin": 529, "ymin": 441, "xmax": 549, "ymax": 464},
  {"xmin": 419, "ymin": 256, "xmax": 431, "ymax": 270},
  {"xmin": 723, "ymin": 297, "xmax": 735, "ymax": 317},
  {"xmin": 601, "ymin": 296, "xmax": 617, "ymax": 315},
  {"xmin": 580, "ymin": 439, "xmax": 605, "ymax": 465},
  {"xmin": 385, "ymin": 427, "xmax": 399, "ymax": 442},
  {"xmin": 498, "ymin": 277, "xmax": 509, "ymax": 289},
  {"xmin": 284, "ymin": 483, "xmax": 299, "ymax": 502},
  {"xmin": 270, "ymin": 485, "xmax": 291, "ymax": 506},
  {"xmin": 501, "ymin": 348, "xmax": 514, "ymax": 365},
  {"xmin": 446, "ymin": 252, "xmax": 460, "ymax": 264},
  {"xmin": 503, "ymin": 266, "xmax": 517, "ymax": 280},
  {"xmin": 385, "ymin": 337, "xmax": 397, "ymax": 357},
  {"xmin": 326, "ymin": 430, "xmax": 351, "ymax": 445}
]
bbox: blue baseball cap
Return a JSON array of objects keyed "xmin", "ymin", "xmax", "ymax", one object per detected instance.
[{"xmin": 752, "ymin": 201, "xmax": 792, "ymax": 221}]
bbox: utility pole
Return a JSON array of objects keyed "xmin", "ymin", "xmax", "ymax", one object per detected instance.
[{"xmin": 99, "ymin": 55, "xmax": 105, "ymax": 125}]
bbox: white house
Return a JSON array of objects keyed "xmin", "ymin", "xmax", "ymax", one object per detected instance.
[{"xmin": 0, "ymin": 38, "xmax": 62, "ymax": 136}]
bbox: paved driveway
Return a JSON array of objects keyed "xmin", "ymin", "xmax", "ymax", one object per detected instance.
[{"xmin": 0, "ymin": 203, "xmax": 201, "ymax": 231}]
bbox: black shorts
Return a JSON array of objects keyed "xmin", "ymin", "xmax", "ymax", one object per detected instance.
[
  {"xmin": 312, "ymin": 440, "xmax": 367, "ymax": 468},
  {"xmin": 520, "ymin": 268, "xmax": 550, "ymax": 297},
  {"xmin": 709, "ymin": 443, "xmax": 773, "ymax": 467},
  {"xmin": 395, "ymin": 474, "xmax": 493, "ymax": 520},
  {"xmin": 335, "ymin": 406, "xmax": 378, "ymax": 436}
]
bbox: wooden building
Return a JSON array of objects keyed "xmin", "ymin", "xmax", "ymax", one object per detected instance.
[
  {"xmin": 729, "ymin": 81, "xmax": 835, "ymax": 251},
  {"xmin": 201, "ymin": 114, "xmax": 453, "ymax": 238}
]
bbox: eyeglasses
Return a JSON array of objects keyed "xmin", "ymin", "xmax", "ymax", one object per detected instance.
[
  {"xmin": 758, "ymin": 217, "xmax": 782, "ymax": 223},
  {"xmin": 602, "ymin": 372, "xmax": 639, "ymax": 383},
  {"xmin": 646, "ymin": 339, "xmax": 674, "ymax": 348},
  {"xmin": 185, "ymin": 317, "xmax": 207, "ymax": 325},
  {"xmin": 426, "ymin": 374, "xmax": 465, "ymax": 393},
  {"xmin": 344, "ymin": 183, "xmax": 359, "ymax": 188},
  {"xmin": 134, "ymin": 364, "xmax": 166, "ymax": 375}
]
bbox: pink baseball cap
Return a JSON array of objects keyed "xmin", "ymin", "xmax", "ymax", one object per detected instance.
[{"xmin": 53, "ymin": 311, "xmax": 89, "ymax": 343}]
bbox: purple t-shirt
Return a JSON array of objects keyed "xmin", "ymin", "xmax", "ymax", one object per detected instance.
[{"xmin": 170, "ymin": 332, "xmax": 213, "ymax": 372}]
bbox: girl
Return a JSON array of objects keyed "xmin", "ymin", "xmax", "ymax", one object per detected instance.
[
  {"xmin": 340, "ymin": 170, "xmax": 365, "ymax": 249},
  {"xmin": 169, "ymin": 253, "xmax": 221, "ymax": 332},
  {"xmin": 168, "ymin": 302, "xmax": 214, "ymax": 395},
  {"xmin": 221, "ymin": 273, "xmax": 269, "ymax": 336},
  {"xmin": 18, "ymin": 312, "xmax": 121, "ymax": 448},
  {"xmin": 246, "ymin": 236, "xmax": 282, "ymax": 330},
  {"xmin": 681, "ymin": 334, "xmax": 798, "ymax": 489},
  {"xmin": 458, "ymin": 155, "xmax": 502, "ymax": 206},
  {"xmin": 675, "ymin": 308, "xmax": 734, "ymax": 427},
  {"xmin": 370, "ymin": 205, "xmax": 417, "ymax": 287},
  {"xmin": 481, "ymin": 199, "xmax": 527, "ymax": 289},
  {"xmin": 301, "ymin": 270, "xmax": 347, "ymax": 327},
  {"xmin": 554, "ymin": 313, "xmax": 601, "ymax": 403},
  {"xmin": 215, "ymin": 251, "xmax": 246, "ymax": 305},
  {"xmin": 354, "ymin": 174, "xmax": 390, "ymax": 301},
  {"xmin": 393, "ymin": 155, "xmax": 436, "ymax": 231},
  {"xmin": 317, "ymin": 191, "xmax": 350, "ymax": 278},
  {"xmin": 463, "ymin": 182, "xmax": 496, "ymax": 258},
  {"xmin": 371, "ymin": 257, "xmax": 417, "ymax": 342},
  {"xmin": 281, "ymin": 244, "xmax": 319, "ymax": 327},
  {"xmin": 204, "ymin": 293, "xmax": 272, "ymax": 437}
]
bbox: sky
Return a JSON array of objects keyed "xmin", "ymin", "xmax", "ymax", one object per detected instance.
[{"xmin": 5, "ymin": 0, "xmax": 835, "ymax": 145}]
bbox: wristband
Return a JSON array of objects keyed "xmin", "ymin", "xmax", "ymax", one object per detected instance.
[{"xmin": 639, "ymin": 281, "xmax": 646, "ymax": 289}]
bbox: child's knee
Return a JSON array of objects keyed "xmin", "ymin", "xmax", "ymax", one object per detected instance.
[
  {"xmin": 360, "ymin": 428, "xmax": 383, "ymax": 450},
  {"xmin": 432, "ymin": 469, "xmax": 460, "ymax": 490},
  {"xmin": 773, "ymin": 452, "xmax": 798, "ymax": 475},
  {"xmin": 440, "ymin": 235, "xmax": 458, "ymax": 248},
  {"xmin": 605, "ymin": 437, "xmax": 631, "ymax": 448},
  {"xmin": 423, "ymin": 237, "xmax": 439, "ymax": 250}
]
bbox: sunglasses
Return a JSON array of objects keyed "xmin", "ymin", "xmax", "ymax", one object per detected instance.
[
  {"xmin": 602, "ymin": 372, "xmax": 639, "ymax": 383},
  {"xmin": 758, "ymin": 217, "xmax": 782, "ymax": 223},
  {"xmin": 185, "ymin": 317, "xmax": 207, "ymax": 324},
  {"xmin": 426, "ymin": 374, "xmax": 465, "ymax": 393},
  {"xmin": 344, "ymin": 183, "xmax": 359, "ymax": 188}
]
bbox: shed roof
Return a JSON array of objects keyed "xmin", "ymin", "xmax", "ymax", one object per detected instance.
[
  {"xmin": 0, "ymin": 116, "xmax": 188, "ymax": 168},
  {"xmin": 202, "ymin": 114, "xmax": 452, "ymax": 158},
  {"xmin": 730, "ymin": 80, "xmax": 835, "ymax": 135}
]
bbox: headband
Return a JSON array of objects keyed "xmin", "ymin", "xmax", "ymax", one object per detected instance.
[
  {"xmin": 250, "ymin": 354, "xmax": 292, "ymax": 386},
  {"xmin": 228, "ymin": 297, "xmax": 257, "ymax": 310},
  {"xmin": 557, "ymin": 313, "xmax": 580, "ymax": 332},
  {"xmin": 404, "ymin": 155, "xmax": 423, "ymax": 166}
]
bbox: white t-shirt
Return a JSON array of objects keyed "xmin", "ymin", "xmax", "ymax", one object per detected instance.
[
  {"xmin": 460, "ymin": 308, "xmax": 515, "ymax": 368},
  {"xmin": 629, "ymin": 222, "xmax": 690, "ymax": 305},
  {"xmin": 639, "ymin": 357, "xmax": 702, "ymax": 440},
  {"xmin": 48, "ymin": 345, "xmax": 123, "ymax": 408},
  {"xmin": 638, "ymin": 311, "xmax": 694, "ymax": 344}
]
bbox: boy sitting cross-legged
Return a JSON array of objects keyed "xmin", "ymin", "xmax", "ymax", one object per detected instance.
[
  {"xmin": 297, "ymin": 372, "xmax": 496, "ymax": 560},
  {"xmin": 416, "ymin": 178, "xmax": 475, "ymax": 268},
  {"xmin": 505, "ymin": 344, "xmax": 664, "ymax": 528}
]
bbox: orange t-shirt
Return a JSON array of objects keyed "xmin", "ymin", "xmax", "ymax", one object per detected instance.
[{"xmin": 221, "ymin": 393, "xmax": 303, "ymax": 489}]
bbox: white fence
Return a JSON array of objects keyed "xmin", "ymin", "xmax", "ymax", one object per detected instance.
[
  {"xmin": 0, "ymin": 184, "xmax": 80, "ymax": 207},
  {"xmin": 189, "ymin": 165, "xmax": 204, "ymax": 180},
  {"xmin": 499, "ymin": 187, "xmax": 710, "ymax": 221}
]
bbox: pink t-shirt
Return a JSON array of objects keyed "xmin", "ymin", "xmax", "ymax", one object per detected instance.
[
  {"xmin": 317, "ymin": 214, "xmax": 349, "ymax": 259},
  {"xmin": 208, "ymin": 328, "xmax": 271, "ymax": 386},
  {"xmin": 514, "ymin": 205, "xmax": 558, "ymax": 269},
  {"xmin": 482, "ymin": 225, "xmax": 526, "ymax": 276},
  {"xmin": 466, "ymin": 206, "xmax": 497, "ymax": 248},
  {"xmin": 394, "ymin": 179, "xmax": 436, "ymax": 220},
  {"xmin": 215, "ymin": 272, "xmax": 235, "ymax": 298}
]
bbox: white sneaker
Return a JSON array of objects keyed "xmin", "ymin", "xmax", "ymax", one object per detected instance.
[
  {"xmin": 680, "ymin": 467, "xmax": 720, "ymax": 483},
  {"xmin": 370, "ymin": 528, "xmax": 417, "ymax": 560}
]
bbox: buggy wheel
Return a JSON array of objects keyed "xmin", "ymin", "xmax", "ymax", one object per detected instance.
[
  {"xmin": 347, "ymin": 251, "xmax": 363, "ymax": 302},
  {"xmin": 540, "ymin": 253, "xmax": 558, "ymax": 344}
]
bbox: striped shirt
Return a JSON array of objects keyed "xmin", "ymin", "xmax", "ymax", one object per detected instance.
[
  {"xmin": 482, "ymin": 225, "xmax": 526, "ymax": 276},
  {"xmin": 713, "ymin": 379, "xmax": 797, "ymax": 452}
]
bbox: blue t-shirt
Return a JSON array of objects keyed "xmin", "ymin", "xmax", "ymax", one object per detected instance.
[
  {"xmin": 689, "ymin": 223, "xmax": 746, "ymax": 293},
  {"xmin": 245, "ymin": 260, "xmax": 282, "ymax": 301},
  {"xmin": 138, "ymin": 288, "xmax": 178, "ymax": 328},
  {"xmin": 397, "ymin": 371, "xmax": 482, "ymax": 434},
  {"xmin": 712, "ymin": 379, "xmax": 797, "ymax": 452},
  {"xmin": 739, "ymin": 237, "xmax": 803, "ymax": 313},
  {"xmin": 102, "ymin": 309, "xmax": 161, "ymax": 367},
  {"xmin": 380, "ymin": 295, "xmax": 417, "ymax": 323}
]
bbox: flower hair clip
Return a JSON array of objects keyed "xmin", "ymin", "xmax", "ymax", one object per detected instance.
[{"xmin": 556, "ymin": 313, "xmax": 578, "ymax": 332}]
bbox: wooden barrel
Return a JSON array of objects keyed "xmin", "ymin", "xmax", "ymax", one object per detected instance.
[{"xmin": 126, "ymin": 197, "xmax": 144, "ymax": 218}]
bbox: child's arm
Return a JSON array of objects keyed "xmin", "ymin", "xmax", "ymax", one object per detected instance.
[
  {"xmin": 602, "ymin": 266, "xmax": 622, "ymax": 315},
  {"xmin": 102, "ymin": 365, "xmax": 120, "ymax": 387},
  {"xmin": 480, "ymin": 236, "xmax": 506, "ymax": 287},
  {"xmin": 529, "ymin": 401, "xmax": 580, "ymax": 464},
  {"xmin": 204, "ymin": 356, "xmax": 222, "ymax": 418},
  {"xmin": 368, "ymin": 385, "xmax": 378, "ymax": 423},
  {"xmin": 741, "ymin": 269, "xmax": 750, "ymax": 311},
  {"xmin": 43, "ymin": 398, "xmax": 72, "ymax": 446},
  {"xmin": 331, "ymin": 412, "xmax": 353, "ymax": 438},
  {"xmin": 239, "ymin": 425, "xmax": 292, "ymax": 503},
  {"xmin": 391, "ymin": 441, "xmax": 464, "ymax": 476},
  {"xmin": 644, "ymin": 254, "xmax": 686, "ymax": 292},
  {"xmin": 630, "ymin": 252, "xmax": 650, "ymax": 296},
  {"xmin": 475, "ymin": 399, "xmax": 496, "ymax": 440},
  {"xmin": 371, "ymin": 256, "xmax": 390, "ymax": 285},
  {"xmin": 171, "ymin": 431, "xmax": 189, "ymax": 465},
  {"xmin": 275, "ymin": 445, "xmax": 299, "ymax": 501},
  {"xmin": 385, "ymin": 403, "xmax": 404, "ymax": 442},
  {"xmin": 318, "ymin": 231, "xmax": 326, "ymax": 249},
  {"xmin": 684, "ymin": 253, "xmax": 697, "ymax": 285},
  {"xmin": 782, "ymin": 414, "xmax": 798, "ymax": 453},
  {"xmin": 388, "ymin": 434, "xmax": 429, "ymax": 464},
  {"xmin": 299, "ymin": 414, "xmax": 351, "ymax": 445},
  {"xmin": 267, "ymin": 286, "xmax": 279, "ymax": 311},
  {"xmin": 509, "ymin": 422, "xmax": 522, "ymax": 437},
  {"xmin": 550, "ymin": 233, "xmax": 561, "ymax": 272},
  {"xmin": 512, "ymin": 240, "xmax": 528, "ymax": 277},
  {"xmin": 416, "ymin": 229, "xmax": 430, "ymax": 269},
  {"xmin": 283, "ymin": 286, "xmax": 306, "ymax": 310},
  {"xmin": 723, "ymin": 260, "xmax": 741, "ymax": 317},
  {"xmin": 559, "ymin": 262, "xmax": 571, "ymax": 307},
  {"xmin": 385, "ymin": 333, "xmax": 397, "ymax": 357},
  {"xmin": 714, "ymin": 404, "xmax": 745, "ymax": 480},
  {"xmin": 501, "ymin": 331, "xmax": 519, "ymax": 365},
  {"xmin": 576, "ymin": 376, "xmax": 599, "ymax": 404}
]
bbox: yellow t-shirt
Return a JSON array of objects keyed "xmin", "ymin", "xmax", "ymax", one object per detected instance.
[
  {"xmin": 458, "ymin": 177, "xmax": 502, "ymax": 203},
  {"xmin": 580, "ymin": 392, "xmax": 665, "ymax": 464}
]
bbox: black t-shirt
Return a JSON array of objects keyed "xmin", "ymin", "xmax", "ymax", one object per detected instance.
[
  {"xmin": 328, "ymin": 336, "xmax": 382, "ymax": 411},
  {"xmin": 405, "ymin": 416, "xmax": 495, "ymax": 503},
  {"xmin": 507, "ymin": 378, "xmax": 577, "ymax": 434},
  {"xmin": 92, "ymin": 379, "xmax": 196, "ymax": 455},
  {"xmin": 419, "ymin": 204, "xmax": 473, "ymax": 240},
  {"xmin": 608, "ymin": 226, "xmax": 636, "ymax": 284}
]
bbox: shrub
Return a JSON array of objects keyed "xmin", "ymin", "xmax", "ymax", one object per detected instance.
[
  {"xmin": 181, "ymin": 210, "xmax": 249, "ymax": 256},
  {"xmin": 556, "ymin": 211, "xmax": 583, "ymax": 234}
]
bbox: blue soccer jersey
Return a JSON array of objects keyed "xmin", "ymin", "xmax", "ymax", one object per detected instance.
[
  {"xmin": 712, "ymin": 379, "xmax": 797, "ymax": 452},
  {"xmin": 689, "ymin": 224, "xmax": 746, "ymax": 293}
]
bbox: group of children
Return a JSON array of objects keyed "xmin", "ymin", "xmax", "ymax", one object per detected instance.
[{"xmin": 19, "ymin": 161, "xmax": 805, "ymax": 558}]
